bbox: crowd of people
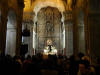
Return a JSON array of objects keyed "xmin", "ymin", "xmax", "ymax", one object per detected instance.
[{"xmin": 0, "ymin": 53, "xmax": 100, "ymax": 75}]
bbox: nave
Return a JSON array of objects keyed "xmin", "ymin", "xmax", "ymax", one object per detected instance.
[{"xmin": 0, "ymin": 0, "xmax": 100, "ymax": 75}]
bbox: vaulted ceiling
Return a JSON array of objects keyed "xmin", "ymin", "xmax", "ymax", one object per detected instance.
[
  {"xmin": 24, "ymin": 0, "xmax": 66, "ymax": 13},
  {"xmin": 24, "ymin": 0, "xmax": 86, "ymax": 14},
  {"xmin": 23, "ymin": 0, "xmax": 87, "ymax": 22}
]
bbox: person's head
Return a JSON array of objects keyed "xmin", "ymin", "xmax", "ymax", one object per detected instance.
[
  {"xmin": 79, "ymin": 63, "xmax": 86, "ymax": 74},
  {"xmin": 82, "ymin": 56, "xmax": 90, "ymax": 62},
  {"xmin": 78, "ymin": 52, "xmax": 85, "ymax": 59},
  {"xmin": 79, "ymin": 60, "xmax": 90, "ymax": 74},
  {"xmin": 26, "ymin": 55, "xmax": 31, "ymax": 60}
]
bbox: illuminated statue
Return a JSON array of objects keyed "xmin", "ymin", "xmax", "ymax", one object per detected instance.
[{"xmin": 43, "ymin": 39, "xmax": 57, "ymax": 55}]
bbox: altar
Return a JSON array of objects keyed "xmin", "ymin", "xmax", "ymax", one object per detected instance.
[
  {"xmin": 43, "ymin": 39, "xmax": 57, "ymax": 55},
  {"xmin": 43, "ymin": 45, "xmax": 57, "ymax": 55}
]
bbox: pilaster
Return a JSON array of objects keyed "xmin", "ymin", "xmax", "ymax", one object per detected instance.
[
  {"xmin": 0, "ymin": 8, "xmax": 8, "ymax": 55},
  {"xmin": 64, "ymin": 11, "xmax": 73, "ymax": 57},
  {"xmin": 16, "ymin": 11, "xmax": 23, "ymax": 56},
  {"xmin": 15, "ymin": 0, "xmax": 24, "ymax": 56},
  {"xmin": 72, "ymin": 8, "xmax": 78, "ymax": 56},
  {"xmin": 83, "ymin": 5, "xmax": 90, "ymax": 56}
]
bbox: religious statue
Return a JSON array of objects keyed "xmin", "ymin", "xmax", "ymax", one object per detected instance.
[{"xmin": 43, "ymin": 39, "xmax": 57, "ymax": 55}]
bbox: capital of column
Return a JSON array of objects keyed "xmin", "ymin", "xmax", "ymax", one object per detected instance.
[{"xmin": 63, "ymin": 11, "xmax": 73, "ymax": 25}]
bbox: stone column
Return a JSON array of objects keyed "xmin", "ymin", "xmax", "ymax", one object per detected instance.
[
  {"xmin": 72, "ymin": 9, "xmax": 78, "ymax": 56},
  {"xmin": 63, "ymin": 12, "xmax": 67, "ymax": 56},
  {"xmin": 64, "ymin": 11, "xmax": 73, "ymax": 57},
  {"xmin": 15, "ymin": 0, "xmax": 24, "ymax": 56},
  {"xmin": 16, "ymin": 10, "xmax": 23, "ymax": 56},
  {"xmin": 0, "ymin": 10, "xmax": 1, "ymax": 31},
  {"xmin": 65, "ymin": 24, "xmax": 71, "ymax": 57},
  {"xmin": 88, "ymin": 13, "xmax": 100, "ymax": 64},
  {"xmin": 65, "ymin": 24, "xmax": 69, "ymax": 56},
  {"xmin": 0, "ymin": 8, "xmax": 8, "ymax": 55},
  {"xmin": 83, "ymin": 1, "xmax": 91, "ymax": 56},
  {"xmin": 0, "ymin": 11, "xmax": 1, "ymax": 43},
  {"xmin": 87, "ymin": 0, "xmax": 100, "ymax": 64},
  {"xmin": 83, "ymin": 8, "xmax": 90, "ymax": 56}
]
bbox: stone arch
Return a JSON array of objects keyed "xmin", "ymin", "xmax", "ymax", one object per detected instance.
[
  {"xmin": 5, "ymin": 10, "xmax": 17, "ymax": 56},
  {"xmin": 33, "ymin": 0, "xmax": 65, "ymax": 27},
  {"xmin": 34, "ymin": 6, "xmax": 64, "ymax": 54},
  {"xmin": 32, "ymin": 0, "xmax": 65, "ymax": 14}
]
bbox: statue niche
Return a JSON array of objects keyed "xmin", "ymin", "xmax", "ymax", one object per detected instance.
[
  {"xmin": 45, "ymin": 7, "xmax": 54, "ymax": 34},
  {"xmin": 46, "ymin": 21, "xmax": 54, "ymax": 33}
]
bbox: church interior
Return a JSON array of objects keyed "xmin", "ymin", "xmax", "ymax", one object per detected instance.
[{"xmin": 0, "ymin": 0, "xmax": 100, "ymax": 75}]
